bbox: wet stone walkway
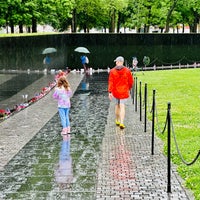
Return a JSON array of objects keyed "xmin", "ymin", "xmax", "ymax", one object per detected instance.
[{"xmin": 0, "ymin": 72, "xmax": 194, "ymax": 200}]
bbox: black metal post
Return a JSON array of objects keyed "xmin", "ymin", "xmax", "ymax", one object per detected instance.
[
  {"xmin": 132, "ymin": 77, "xmax": 135, "ymax": 104},
  {"xmin": 139, "ymin": 81, "xmax": 142, "ymax": 121},
  {"xmin": 135, "ymin": 77, "xmax": 138, "ymax": 112},
  {"xmin": 144, "ymin": 83, "xmax": 147, "ymax": 132},
  {"xmin": 167, "ymin": 102, "xmax": 171, "ymax": 193},
  {"xmin": 151, "ymin": 90, "xmax": 156, "ymax": 155}
]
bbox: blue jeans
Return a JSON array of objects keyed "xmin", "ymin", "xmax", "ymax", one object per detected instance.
[{"xmin": 58, "ymin": 108, "xmax": 70, "ymax": 128}]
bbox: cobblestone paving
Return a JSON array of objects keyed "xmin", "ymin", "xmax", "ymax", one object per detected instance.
[{"xmin": 96, "ymin": 98, "xmax": 194, "ymax": 200}]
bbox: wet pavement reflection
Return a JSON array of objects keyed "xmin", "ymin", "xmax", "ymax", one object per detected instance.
[
  {"xmin": 0, "ymin": 72, "xmax": 110, "ymax": 199},
  {"xmin": 55, "ymin": 134, "xmax": 73, "ymax": 189}
]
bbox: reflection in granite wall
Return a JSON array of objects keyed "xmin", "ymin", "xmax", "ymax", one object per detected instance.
[{"xmin": 0, "ymin": 34, "xmax": 200, "ymax": 70}]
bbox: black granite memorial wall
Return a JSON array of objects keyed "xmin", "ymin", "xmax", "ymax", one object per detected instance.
[{"xmin": 0, "ymin": 33, "xmax": 200, "ymax": 70}]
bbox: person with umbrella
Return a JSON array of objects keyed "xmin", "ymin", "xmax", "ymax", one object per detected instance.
[
  {"xmin": 80, "ymin": 55, "xmax": 89, "ymax": 72},
  {"xmin": 42, "ymin": 47, "xmax": 57, "ymax": 69},
  {"xmin": 43, "ymin": 55, "xmax": 51, "ymax": 65},
  {"xmin": 74, "ymin": 47, "xmax": 90, "ymax": 73}
]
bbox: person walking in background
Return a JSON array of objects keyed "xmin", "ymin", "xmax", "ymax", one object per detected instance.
[
  {"xmin": 43, "ymin": 55, "xmax": 51, "ymax": 66},
  {"xmin": 43, "ymin": 55, "xmax": 51, "ymax": 73},
  {"xmin": 108, "ymin": 56, "xmax": 134, "ymax": 129},
  {"xmin": 132, "ymin": 56, "xmax": 138, "ymax": 73},
  {"xmin": 80, "ymin": 55, "xmax": 89, "ymax": 72},
  {"xmin": 53, "ymin": 76, "xmax": 72, "ymax": 135}
]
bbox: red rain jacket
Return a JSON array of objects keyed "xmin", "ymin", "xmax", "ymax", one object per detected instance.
[{"xmin": 108, "ymin": 67, "xmax": 134, "ymax": 99}]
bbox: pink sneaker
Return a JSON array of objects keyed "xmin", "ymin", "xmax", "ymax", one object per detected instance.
[
  {"xmin": 61, "ymin": 128, "xmax": 68, "ymax": 135},
  {"xmin": 67, "ymin": 126, "xmax": 71, "ymax": 134}
]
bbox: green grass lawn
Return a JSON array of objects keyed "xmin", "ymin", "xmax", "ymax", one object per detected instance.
[{"xmin": 135, "ymin": 68, "xmax": 200, "ymax": 200}]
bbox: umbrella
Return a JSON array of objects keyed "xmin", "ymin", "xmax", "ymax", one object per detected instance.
[
  {"xmin": 42, "ymin": 47, "xmax": 57, "ymax": 54},
  {"xmin": 74, "ymin": 47, "xmax": 90, "ymax": 53}
]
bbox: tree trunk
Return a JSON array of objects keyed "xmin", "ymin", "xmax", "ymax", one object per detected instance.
[
  {"xmin": 32, "ymin": 18, "xmax": 37, "ymax": 33},
  {"xmin": 27, "ymin": 27, "xmax": 31, "ymax": 33},
  {"xmin": 83, "ymin": 24, "xmax": 87, "ymax": 33},
  {"xmin": 109, "ymin": 9, "xmax": 116, "ymax": 33},
  {"xmin": 71, "ymin": 9, "xmax": 77, "ymax": 32},
  {"xmin": 19, "ymin": 23, "xmax": 23, "ymax": 33},
  {"xmin": 165, "ymin": 0, "xmax": 178, "ymax": 33},
  {"xmin": 146, "ymin": 5, "xmax": 151, "ymax": 33},
  {"xmin": 144, "ymin": 24, "xmax": 150, "ymax": 33},
  {"xmin": 189, "ymin": 23, "xmax": 197, "ymax": 33},
  {"xmin": 189, "ymin": 12, "xmax": 199, "ymax": 33},
  {"xmin": 10, "ymin": 21, "xmax": 14, "ymax": 33},
  {"xmin": 117, "ymin": 12, "xmax": 121, "ymax": 33}
]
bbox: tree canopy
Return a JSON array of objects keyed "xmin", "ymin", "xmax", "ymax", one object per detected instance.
[{"xmin": 0, "ymin": 0, "xmax": 200, "ymax": 33}]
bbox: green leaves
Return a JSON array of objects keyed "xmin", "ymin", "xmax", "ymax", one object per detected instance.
[{"xmin": 1, "ymin": 0, "xmax": 200, "ymax": 33}]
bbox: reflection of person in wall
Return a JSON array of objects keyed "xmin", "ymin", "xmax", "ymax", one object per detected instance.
[
  {"xmin": 43, "ymin": 55, "xmax": 51, "ymax": 71},
  {"xmin": 132, "ymin": 57, "xmax": 138, "ymax": 72},
  {"xmin": 80, "ymin": 55, "xmax": 89, "ymax": 72},
  {"xmin": 43, "ymin": 55, "xmax": 51, "ymax": 64},
  {"xmin": 55, "ymin": 134, "xmax": 73, "ymax": 189}
]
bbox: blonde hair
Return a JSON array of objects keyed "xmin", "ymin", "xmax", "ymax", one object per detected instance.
[{"xmin": 57, "ymin": 76, "xmax": 70, "ymax": 90}]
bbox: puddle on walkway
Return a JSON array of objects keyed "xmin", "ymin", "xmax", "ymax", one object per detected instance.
[{"xmin": 0, "ymin": 72, "xmax": 110, "ymax": 199}]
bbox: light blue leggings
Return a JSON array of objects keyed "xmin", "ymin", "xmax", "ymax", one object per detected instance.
[{"xmin": 58, "ymin": 107, "xmax": 70, "ymax": 128}]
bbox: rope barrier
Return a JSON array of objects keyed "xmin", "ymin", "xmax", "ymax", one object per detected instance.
[
  {"xmin": 134, "ymin": 75, "xmax": 200, "ymax": 166},
  {"xmin": 184, "ymin": 57, "xmax": 200, "ymax": 63},
  {"xmin": 148, "ymin": 57, "xmax": 158, "ymax": 65},
  {"xmin": 142, "ymin": 57, "xmax": 200, "ymax": 67},
  {"xmin": 147, "ymin": 95, "xmax": 153, "ymax": 113},
  {"xmin": 157, "ymin": 56, "xmax": 186, "ymax": 65},
  {"xmin": 171, "ymin": 116, "xmax": 200, "ymax": 166},
  {"xmin": 155, "ymin": 103, "xmax": 168, "ymax": 134}
]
